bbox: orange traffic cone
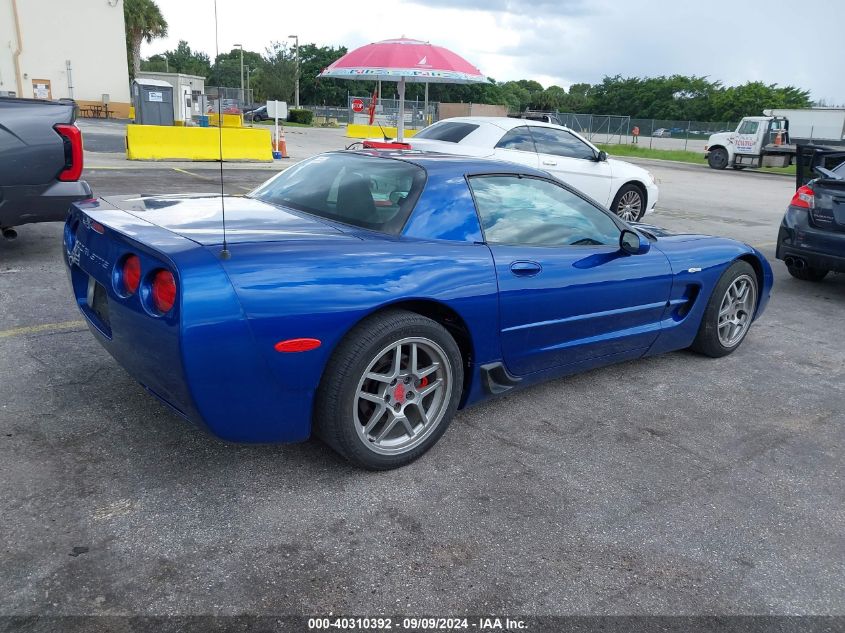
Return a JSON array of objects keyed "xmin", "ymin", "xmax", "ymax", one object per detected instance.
[
  {"xmin": 275, "ymin": 128, "xmax": 289, "ymax": 158},
  {"xmin": 774, "ymin": 130, "xmax": 783, "ymax": 146}
]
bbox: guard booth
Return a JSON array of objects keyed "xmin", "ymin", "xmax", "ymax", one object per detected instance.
[{"xmin": 132, "ymin": 79, "xmax": 174, "ymax": 126}]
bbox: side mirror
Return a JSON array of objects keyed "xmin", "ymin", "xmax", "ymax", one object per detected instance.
[
  {"xmin": 620, "ymin": 228, "xmax": 650, "ymax": 255},
  {"xmin": 596, "ymin": 150, "xmax": 608, "ymax": 162}
]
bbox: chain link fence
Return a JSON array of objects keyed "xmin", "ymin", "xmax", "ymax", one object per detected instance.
[
  {"xmin": 203, "ymin": 86, "xmax": 254, "ymax": 126},
  {"xmin": 340, "ymin": 95, "xmax": 438, "ymax": 131},
  {"xmin": 557, "ymin": 112, "xmax": 738, "ymax": 152},
  {"xmin": 299, "ymin": 97, "xmax": 440, "ymax": 129}
]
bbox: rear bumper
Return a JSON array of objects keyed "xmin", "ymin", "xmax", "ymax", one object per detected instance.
[
  {"xmin": 776, "ymin": 205, "xmax": 845, "ymax": 272},
  {"xmin": 0, "ymin": 180, "xmax": 92, "ymax": 227},
  {"xmin": 64, "ymin": 202, "xmax": 314, "ymax": 444}
]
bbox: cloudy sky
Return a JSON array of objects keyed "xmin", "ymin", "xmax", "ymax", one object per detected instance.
[{"xmin": 145, "ymin": 0, "xmax": 845, "ymax": 104}]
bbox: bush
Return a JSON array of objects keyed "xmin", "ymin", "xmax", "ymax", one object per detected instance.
[{"xmin": 287, "ymin": 109, "xmax": 313, "ymax": 125}]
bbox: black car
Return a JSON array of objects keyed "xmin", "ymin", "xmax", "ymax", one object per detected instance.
[
  {"xmin": 776, "ymin": 146, "xmax": 845, "ymax": 281},
  {"xmin": 0, "ymin": 97, "xmax": 91, "ymax": 238},
  {"xmin": 247, "ymin": 105, "xmax": 268, "ymax": 122}
]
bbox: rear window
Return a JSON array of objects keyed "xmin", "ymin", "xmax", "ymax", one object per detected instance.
[
  {"xmin": 414, "ymin": 121, "xmax": 479, "ymax": 143},
  {"xmin": 250, "ymin": 153, "xmax": 426, "ymax": 234}
]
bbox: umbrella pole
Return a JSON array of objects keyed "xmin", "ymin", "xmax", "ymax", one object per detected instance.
[
  {"xmin": 424, "ymin": 81, "xmax": 429, "ymax": 126},
  {"xmin": 397, "ymin": 77, "xmax": 406, "ymax": 142}
]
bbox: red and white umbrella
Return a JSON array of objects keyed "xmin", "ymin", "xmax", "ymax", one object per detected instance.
[{"xmin": 318, "ymin": 38, "xmax": 489, "ymax": 141}]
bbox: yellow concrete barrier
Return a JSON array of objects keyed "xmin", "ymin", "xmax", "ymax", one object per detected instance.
[
  {"xmin": 346, "ymin": 124, "xmax": 419, "ymax": 139},
  {"xmin": 208, "ymin": 113, "xmax": 244, "ymax": 128},
  {"xmin": 126, "ymin": 125, "xmax": 273, "ymax": 162}
]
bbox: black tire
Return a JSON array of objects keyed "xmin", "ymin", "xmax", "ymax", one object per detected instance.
[
  {"xmin": 787, "ymin": 265, "xmax": 828, "ymax": 282},
  {"xmin": 314, "ymin": 310, "xmax": 463, "ymax": 470},
  {"xmin": 708, "ymin": 147, "xmax": 729, "ymax": 170},
  {"xmin": 611, "ymin": 183, "xmax": 646, "ymax": 222},
  {"xmin": 690, "ymin": 260, "xmax": 758, "ymax": 358}
]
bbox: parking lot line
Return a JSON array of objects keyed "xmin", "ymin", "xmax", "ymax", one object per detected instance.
[
  {"xmin": 172, "ymin": 167, "xmax": 252, "ymax": 191},
  {"xmin": 0, "ymin": 320, "xmax": 85, "ymax": 339}
]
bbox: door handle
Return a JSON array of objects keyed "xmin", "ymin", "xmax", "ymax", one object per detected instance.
[
  {"xmin": 510, "ymin": 261, "xmax": 542, "ymax": 276},
  {"xmin": 542, "ymin": 160, "xmax": 557, "ymax": 166}
]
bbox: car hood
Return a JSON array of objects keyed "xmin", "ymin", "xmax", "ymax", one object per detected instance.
[
  {"xmin": 100, "ymin": 193, "xmax": 354, "ymax": 246},
  {"xmin": 707, "ymin": 132, "xmax": 732, "ymax": 146},
  {"xmin": 631, "ymin": 222, "xmax": 713, "ymax": 243},
  {"xmin": 607, "ymin": 157, "xmax": 652, "ymax": 181}
]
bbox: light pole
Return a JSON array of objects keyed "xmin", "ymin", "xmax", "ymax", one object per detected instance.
[
  {"xmin": 233, "ymin": 43, "xmax": 244, "ymax": 105},
  {"xmin": 288, "ymin": 34, "xmax": 299, "ymax": 108}
]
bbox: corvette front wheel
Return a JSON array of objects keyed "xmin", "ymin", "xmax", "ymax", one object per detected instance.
[
  {"xmin": 314, "ymin": 310, "xmax": 463, "ymax": 470},
  {"xmin": 690, "ymin": 260, "xmax": 758, "ymax": 358}
]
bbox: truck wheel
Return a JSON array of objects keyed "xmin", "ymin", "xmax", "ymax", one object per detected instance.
[
  {"xmin": 708, "ymin": 147, "xmax": 729, "ymax": 170},
  {"xmin": 314, "ymin": 309, "xmax": 463, "ymax": 470}
]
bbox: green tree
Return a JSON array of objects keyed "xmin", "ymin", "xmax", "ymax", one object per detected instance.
[
  {"xmin": 298, "ymin": 44, "xmax": 351, "ymax": 105},
  {"xmin": 254, "ymin": 42, "xmax": 296, "ymax": 103},
  {"xmin": 710, "ymin": 81, "xmax": 811, "ymax": 121},
  {"xmin": 207, "ymin": 47, "xmax": 266, "ymax": 102},
  {"xmin": 141, "ymin": 40, "xmax": 211, "ymax": 77},
  {"xmin": 124, "ymin": 0, "xmax": 168, "ymax": 79}
]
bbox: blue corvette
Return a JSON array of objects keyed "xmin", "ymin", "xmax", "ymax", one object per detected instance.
[{"xmin": 64, "ymin": 151, "xmax": 773, "ymax": 469}]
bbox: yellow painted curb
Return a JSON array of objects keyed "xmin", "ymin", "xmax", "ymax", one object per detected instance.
[{"xmin": 346, "ymin": 124, "xmax": 420, "ymax": 139}]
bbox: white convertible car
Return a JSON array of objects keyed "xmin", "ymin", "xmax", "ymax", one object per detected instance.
[{"xmin": 403, "ymin": 117, "xmax": 658, "ymax": 222}]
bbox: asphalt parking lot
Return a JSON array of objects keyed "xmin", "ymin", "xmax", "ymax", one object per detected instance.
[{"xmin": 1, "ymin": 157, "xmax": 843, "ymax": 618}]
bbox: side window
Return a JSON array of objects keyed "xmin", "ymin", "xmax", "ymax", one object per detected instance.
[
  {"xmin": 469, "ymin": 176, "xmax": 620, "ymax": 247},
  {"xmin": 495, "ymin": 126, "xmax": 536, "ymax": 152},
  {"xmin": 737, "ymin": 120, "xmax": 759, "ymax": 135},
  {"xmin": 530, "ymin": 126, "xmax": 596, "ymax": 160}
]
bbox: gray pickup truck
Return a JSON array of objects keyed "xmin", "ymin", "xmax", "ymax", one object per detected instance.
[{"xmin": 0, "ymin": 97, "xmax": 92, "ymax": 239}]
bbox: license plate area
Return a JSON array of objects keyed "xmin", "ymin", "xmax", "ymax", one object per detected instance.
[{"xmin": 86, "ymin": 275, "xmax": 112, "ymax": 334}]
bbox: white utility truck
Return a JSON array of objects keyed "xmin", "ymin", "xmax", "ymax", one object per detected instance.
[{"xmin": 704, "ymin": 108, "xmax": 845, "ymax": 170}]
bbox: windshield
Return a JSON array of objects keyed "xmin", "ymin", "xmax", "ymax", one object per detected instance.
[{"xmin": 250, "ymin": 153, "xmax": 426, "ymax": 234}]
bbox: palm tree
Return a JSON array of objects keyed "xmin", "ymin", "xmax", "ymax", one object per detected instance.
[{"xmin": 124, "ymin": 0, "xmax": 168, "ymax": 79}]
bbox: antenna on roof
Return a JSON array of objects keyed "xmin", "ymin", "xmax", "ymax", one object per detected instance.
[
  {"xmin": 377, "ymin": 122, "xmax": 390, "ymax": 141},
  {"xmin": 213, "ymin": 0, "xmax": 231, "ymax": 260}
]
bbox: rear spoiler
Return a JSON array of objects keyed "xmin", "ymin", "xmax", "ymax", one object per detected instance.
[
  {"xmin": 795, "ymin": 144, "xmax": 845, "ymax": 188},
  {"xmin": 362, "ymin": 140, "xmax": 412, "ymax": 150}
]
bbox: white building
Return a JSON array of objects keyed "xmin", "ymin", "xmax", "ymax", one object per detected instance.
[
  {"xmin": 135, "ymin": 71, "xmax": 206, "ymax": 124},
  {"xmin": 0, "ymin": 0, "xmax": 131, "ymax": 117}
]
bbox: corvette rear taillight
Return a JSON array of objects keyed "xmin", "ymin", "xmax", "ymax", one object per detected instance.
[
  {"xmin": 122, "ymin": 255, "xmax": 141, "ymax": 295},
  {"xmin": 54, "ymin": 124, "xmax": 84, "ymax": 182},
  {"xmin": 790, "ymin": 185, "xmax": 815, "ymax": 209},
  {"xmin": 151, "ymin": 269, "xmax": 177, "ymax": 314}
]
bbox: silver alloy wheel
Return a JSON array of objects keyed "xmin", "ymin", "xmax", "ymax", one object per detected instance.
[
  {"xmin": 616, "ymin": 189, "xmax": 643, "ymax": 221},
  {"xmin": 717, "ymin": 274, "xmax": 757, "ymax": 348},
  {"xmin": 353, "ymin": 336, "xmax": 453, "ymax": 456}
]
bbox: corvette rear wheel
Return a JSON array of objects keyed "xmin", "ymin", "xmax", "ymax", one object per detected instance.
[
  {"xmin": 314, "ymin": 310, "xmax": 463, "ymax": 470},
  {"xmin": 690, "ymin": 260, "xmax": 758, "ymax": 358}
]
